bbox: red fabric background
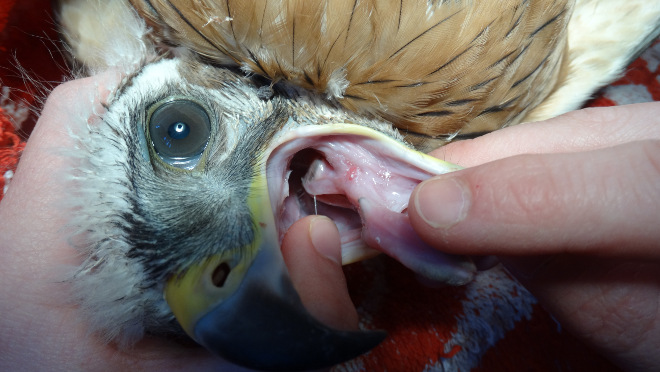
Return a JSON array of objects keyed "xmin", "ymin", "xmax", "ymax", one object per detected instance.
[{"xmin": 1, "ymin": 0, "xmax": 68, "ymax": 192}]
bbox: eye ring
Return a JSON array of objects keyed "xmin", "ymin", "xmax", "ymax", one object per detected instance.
[{"xmin": 148, "ymin": 99, "xmax": 212, "ymax": 169}]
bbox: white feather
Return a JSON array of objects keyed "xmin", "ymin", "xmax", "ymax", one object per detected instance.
[
  {"xmin": 525, "ymin": 0, "xmax": 660, "ymax": 122},
  {"xmin": 59, "ymin": 0, "xmax": 156, "ymax": 74},
  {"xmin": 64, "ymin": 61, "xmax": 186, "ymax": 346}
]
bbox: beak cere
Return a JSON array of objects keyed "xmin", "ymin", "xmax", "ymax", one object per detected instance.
[{"xmin": 164, "ymin": 124, "xmax": 471, "ymax": 370}]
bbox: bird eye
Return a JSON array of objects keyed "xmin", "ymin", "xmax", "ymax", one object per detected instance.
[{"xmin": 148, "ymin": 100, "xmax": 212, "ymax": 169}]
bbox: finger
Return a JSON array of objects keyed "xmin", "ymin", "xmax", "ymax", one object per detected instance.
[
  {"xmin": 2, "ymin": 72, "xmax": 124, "ymax": 272},
  {"xmin": 500, "ymin": 255, "xmax": 660, "ymax": 372},
  {"xmin": 0, "ymin": 75, "xmax": 231, "ymax": 372},
  {"xmin": 408, "ymin": 140, "xmax": 660, "ymax": 257},
  {"xmin": 281, "ymin": 215, "xmax": 359, "ymax": 331},
  {"xmin": 433, "ymin": 102, "xmax": 660, "ymax": 167}
]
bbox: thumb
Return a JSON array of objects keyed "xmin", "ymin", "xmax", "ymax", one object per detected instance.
[
  {"xmin": 408, "ymin": 140, "xmax": 660, "ymax": 372},
  {"xmin": 408, "ymin": 140, "xmax": 660, "ymax": 257},
  {"xmin": 281, "ymin": 215, "xmax": 359, "ymax": 331}
]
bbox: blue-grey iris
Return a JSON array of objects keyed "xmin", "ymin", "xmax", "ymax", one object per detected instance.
[{"xmin": 148, "ymin": 100, "xmax": 212, "ymax": 168}]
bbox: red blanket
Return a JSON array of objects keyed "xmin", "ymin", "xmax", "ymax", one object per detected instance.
[{"xmin": 3, "ymin": 1, "xmax": 658, "ymax": 370}]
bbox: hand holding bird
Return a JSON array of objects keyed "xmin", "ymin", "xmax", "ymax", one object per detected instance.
[
  {"xmin": 0, "ymin": 73, "xmax": 356, "ymax": 371},
  {"xmin": 3, "ymin": 0, "xmax": 659, "ymax": 370},
  {"xmin": 1, "ymin": 77, "xmax": 659, "ymax": 372}
]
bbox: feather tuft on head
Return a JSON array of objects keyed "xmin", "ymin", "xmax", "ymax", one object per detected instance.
[{"xmin": 58, "ymin": 0, "xmax": 156, "ymax": 75}]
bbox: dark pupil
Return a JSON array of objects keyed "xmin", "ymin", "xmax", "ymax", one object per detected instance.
[{"xmin": 168, "ymin": 122, "xmax": 190, "ymax": 140}]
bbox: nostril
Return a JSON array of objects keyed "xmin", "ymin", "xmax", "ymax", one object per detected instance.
[{"xmin": 212, "ymin": 262, "xmax": 231, "ymax": 287}]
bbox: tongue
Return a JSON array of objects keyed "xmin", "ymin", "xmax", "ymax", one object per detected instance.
[{"xmin": 301, "ymin": 145, "xmax": 475, "ymax": 285}]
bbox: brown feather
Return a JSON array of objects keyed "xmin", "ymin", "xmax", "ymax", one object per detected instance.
[{"xmin": 128, "ymin": 0, "xmax": 572, "ymax": 146}]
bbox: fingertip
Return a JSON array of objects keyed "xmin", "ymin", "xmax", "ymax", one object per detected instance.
[
  {"xmin": 407, "ymin": 174, "xmax": 473, "ymax": 254},
  {"xmin": 412, "ymin": 176, "xmax": 470, "ymax": 229},
  {"xmin": 281, "ymin": 216, "xmax": 359, "ymax": 331},
  {"xmin": 309, "ymin": 216, "xmax": 342, "ymax": 265}
]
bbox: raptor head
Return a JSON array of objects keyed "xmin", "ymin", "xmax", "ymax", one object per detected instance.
[
  {"xmin": 58, "ymin": 0, "xmax": 581, "ymax": 370},
  {"xmin": 67, "ymin": 57, "xmax": 471, "ymax": 371}
]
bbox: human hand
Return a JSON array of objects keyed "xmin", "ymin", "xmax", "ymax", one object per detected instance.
[
  {"xmin": 0, "ymin": 74, "xmax": 355, "ymax": 371},
  {"xmin": 407, "ymin": 103, "xmax": 660, "ymax": 372}
]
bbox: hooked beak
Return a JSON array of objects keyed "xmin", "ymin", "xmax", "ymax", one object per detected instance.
[
  {"xmin": 193, "ymin": 239, "xmax": 386, "ymax": 371},
  {"xmin": 164, "ymin": 171, "xmax": 385, "ymax": 371}
]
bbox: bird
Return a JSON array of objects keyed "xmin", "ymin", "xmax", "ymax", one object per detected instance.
[{"xmin": 56, "ymin": 0, "xmax": 660, "ymax": 370}]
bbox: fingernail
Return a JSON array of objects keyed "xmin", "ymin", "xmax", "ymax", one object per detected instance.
[
  {"xmin": 414, "ymin": 177, "xmax": 470, "ymax": 229},
  {"xmin": 309, "ymin": 216, "xmax": 341, "ymax": 264}
]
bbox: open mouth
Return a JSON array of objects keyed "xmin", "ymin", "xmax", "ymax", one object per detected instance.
[
  {"xmin": 161, "ymin": 123, "xmax": 476, "ymax": 371},
  {"xmin": 266, "ymin": 124, "xmax": 476, "ymax": 285}
]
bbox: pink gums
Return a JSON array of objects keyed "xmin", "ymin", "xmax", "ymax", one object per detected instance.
[{"xmin": 269, "ymin": 133, "xmax": 475, "ymax": 285}]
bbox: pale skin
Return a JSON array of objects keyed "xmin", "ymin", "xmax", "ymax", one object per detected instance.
[
  {"xmin": 407, "ymin": 103, "xmax": 660, "ymax": 372},
  {"xmin": 0, "ymin": 73, "xmax": 658, "ymax": 371}
]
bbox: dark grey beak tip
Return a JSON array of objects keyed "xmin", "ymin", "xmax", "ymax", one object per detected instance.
[
  {"xmin": 195, "ymin": 280, "xmax": 386, "ymax": 371},
  {"xmin": 223, "ymin": 328, "xmax": 387, "ymax": 372}
]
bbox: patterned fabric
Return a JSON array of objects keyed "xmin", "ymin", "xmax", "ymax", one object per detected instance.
[
  {"xmin": 0, "ymin": 107, "xmax": 23, "ymax": 194},
  {"xmin": 0, "ymin": 0, "xmax": 67, "ymax": 193},
  {"xmin": 590, "ymin": 41, "xmax": 660, "ymax": 107},
  {"xmin": 1, "ymin": 1, "xmax": 657, "ymax": 370}
]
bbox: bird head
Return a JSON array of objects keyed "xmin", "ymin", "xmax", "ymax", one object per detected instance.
[{"xmin": 67, "ymin": 56, "xmax": 471, "ymax": 371}]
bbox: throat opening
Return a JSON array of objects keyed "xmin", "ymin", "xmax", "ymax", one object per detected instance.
[{"xmin": 284, "ymin": 148, "xmax": 364, "ymax": 249}]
